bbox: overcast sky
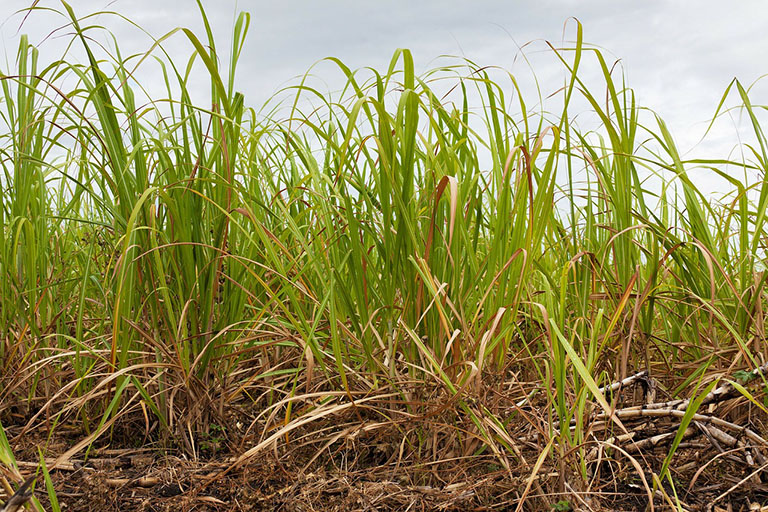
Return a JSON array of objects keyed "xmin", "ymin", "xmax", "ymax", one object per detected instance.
[{"xmin": 1, "ymin": 1, "xmax": 766, "ymax": 176}]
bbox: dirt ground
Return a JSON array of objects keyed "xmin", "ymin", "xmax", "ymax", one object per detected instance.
[
  {"xmin": 4, "ymin": 413, "xmax": 768, "ymax": 512},
  {"xmin": 4, "ymin": 371, "xmax": 768, "ymax": 511}
]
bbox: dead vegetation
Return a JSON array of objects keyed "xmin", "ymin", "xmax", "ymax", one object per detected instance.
[{"xmin": 4, "ymin": 362, "xmax": 768, "ymax": 511}]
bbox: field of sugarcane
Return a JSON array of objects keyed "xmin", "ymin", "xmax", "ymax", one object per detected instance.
[{"xmin": 3, "ymin": 3, "xmax": 768, "ymax": 511}]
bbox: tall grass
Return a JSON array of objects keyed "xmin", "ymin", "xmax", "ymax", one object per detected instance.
[{"xmin": 1, "ymin": 1, "xmax": 768, "ymax": 506}]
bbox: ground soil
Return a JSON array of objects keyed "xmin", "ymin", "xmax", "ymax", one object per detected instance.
[
  {"xmin": 4, "ymin": 373, "xmax": 768, "ymax": 511},
  {"xmin": 4, "ymin": 412, "xmax": 768, "ymax": 512}
]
